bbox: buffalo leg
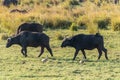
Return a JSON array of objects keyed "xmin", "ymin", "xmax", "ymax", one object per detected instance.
[
  {"xmin": 21, "ymin": 47, "xmax": 27, "ymax": 57},
  {"xmin": 73, "ymin": 49, "xmax": 79, "ymax": 60},
  {"xmin": 46, "ymin": 46, "xmax": 53, "ymax": 57},
  {"xmin": 38, "ymin": 47, "xmax": 44, "ymax": 57},
  {"xmin": 97, "ymin": 48, "xmax": 102, "ymax": 60},
  {"xmin": 81, "ymin": 50, "xmax": 87, "ymax": 59},
  {"xmin": 23, "ymin": 48, "xmax": 27, "ymax": 57},
  {"xmin": 102, "ymin": 47, "xmax": 108, "ymax": 60},
  {"xmin": 21, "ymin": 49, "xmax": 25, "ymax": 56}
]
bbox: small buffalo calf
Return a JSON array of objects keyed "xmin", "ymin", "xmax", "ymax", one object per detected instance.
[
  {"xmin": 61, "ymin": 33, "xmax": 108, "ymax": 60},
  {"xmin": 6, "ymin": 31, "xmax": 53, "ymax": 57}
]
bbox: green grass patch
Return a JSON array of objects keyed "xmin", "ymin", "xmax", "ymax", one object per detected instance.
[{"xmin": 0, "ymin": 29, "xmax": 119, "ymax": 80}]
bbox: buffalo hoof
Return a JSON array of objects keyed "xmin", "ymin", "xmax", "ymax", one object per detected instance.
[
  {"xmin": 38, "ymin": 55, "xmax": 41, "ymax": 57},
  {"xmin": 24, "ymin": 55, "xmax": 27, "ymax": 57}
]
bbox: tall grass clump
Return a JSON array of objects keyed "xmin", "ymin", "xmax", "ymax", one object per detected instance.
[
  {"xmin": 96, "ymin": 17, "xmax": 111, "ymax": 30},
  {"xmin": 55, "ymin": 32, "xmax": 64, "ymax": 40},
  {"xmin": 87, "ymin": 21, "xmax": 98, "ymax": 34},
  {"xmin": 0, "ymin": 13, "xmax": 26, "ymax": 34},
  {"xmin": 69, "ymin": 0, "xmax": 80, "ymax": 5},
  {"xmin": 1, "ymin": 0, "xmax": 120, "ymax": 33},
  {"xmin": 111, "ymin": 17, "xmax": 120, "ymax": 31},
  {"xmin": 77, "ymin": 16, "xmax": 88, "ymax": 29},
  {"xmin": 0, "ymin": 19, "xmax": 17, "ymax": 34},
  {"xmin": 0, "ymin": 33, "xmax": 9, "ymax": 40},
  {"xmin": 69, "ymin": 23, "xmax": 78, "ymax": 35},
  {"xmin": 69, "ymin": 23, "xmax": 78, "ymax": 31},
  {"xmin": 77, "ymin": 15, "xmax": 98, "ymax": 34},
  {"xmin": 41, "ymin": 13, "xmax": 72, "ymax": 29}
]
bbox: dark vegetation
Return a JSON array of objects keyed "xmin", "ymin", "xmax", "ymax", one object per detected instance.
[
  {"xmin": 3, "ymin": 0, "xmax": 18, "ymax": 7},
  {"xmin": 10, "ymin": 9, "xmax": 28, "ymax": 13},
  {"xmin": 0, "ymin": 0, "xmax": 120, "ymax": 34}
]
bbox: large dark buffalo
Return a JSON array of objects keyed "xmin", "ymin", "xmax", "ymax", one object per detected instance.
[
  {"xmin": 61, "ymin": 33, "xmax": 108, "ymax": 60},
  {"xmin": 16, "ymin": 23, "xmax": 43, "ymax": 35},
  {"xmin": 6, "ymin": 31, "xmax": 53, "ymax": 57}
]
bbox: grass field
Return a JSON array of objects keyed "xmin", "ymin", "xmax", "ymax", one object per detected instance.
[
  {"xmin": 0, "ymin": 0, "xmax": 120, "ymax": 80},
  {"xmin": 0, "ymin": 29, "xmax": 120, "ymax": 80}
]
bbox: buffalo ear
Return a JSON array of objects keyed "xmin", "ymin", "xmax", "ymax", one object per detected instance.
[
  {"xmin": 63, "ymin": 35, "xmax": 69, "ymax": 40},
  {"xmin": 7, "ymin": 38, "xmax": 11, "ymax": 42},
  {"xmin": 64, "ymin": 35, "xmax": 69, "ymax": 38},
  {"xmin": 12, "ymin": 34, "xmax": 16, "ymax": 37}
]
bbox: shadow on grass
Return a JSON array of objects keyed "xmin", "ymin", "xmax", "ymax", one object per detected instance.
[
  {"xmin": 86, "ymin": 59, "xmax": 109, "ymax": 62},
  {"xmin": 42, "ymin": 75, "xmax": 63, "ymax": 77},
  {"xmin": 20, "ymin": 75, "xmax": 63, "ymax": 78},
  {"xmin": 46, "ymin": 56, "xmax": 119, "ymax": 63},
  {"xmin": 72, "ymin": 70, "xmax": 83, "ymax": 74},
  {"xmin": 109, "ymin": 58, "xmax": 120, "ymax": 63},
  {"xmin": 50, "ymin": 57, "xmax": 97, "ymax": 63},
  {"xmin": 85, "ymin": 58, "xmax": 120, "ymax": 63},
  {"xmin": 72, "ymin": 69, "xmax": 91, "ymax": 74},
  {"xmin": 49, "ymin": 57, "xmax": 72, "ymax": 61}
]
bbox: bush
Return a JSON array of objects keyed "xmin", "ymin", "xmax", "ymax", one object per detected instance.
[
  {"xmin": 69, "ymin": 0, "xmax": 79, "ymax": 5},
  {"xmin": 54, "ymin": 20, "xmax": 72, "ymax": 29},
  {"xmin": 77, "ymin": 16, "xmax": 88, "ymax": 29},
  {"xmin": 112, "ymin": 22, "xmax": 120, "ymax": 31},
  {"xmin": 43, "ymin": 18, "xmax": 72, "ymax": 29},
  {"xmin": 69, "ymin": 23, "xmax": 78, "ymax": 31},
  {"xmin": 111, "ymin": 17, "xmax": 120, "ymax": 31},
  {"xmin": 0, "ymin": 33, "xmax": 9, "ymax": 40},
  {"xmin": 56, "ymin": 32, "xmax": 64, "ymax": 40},
  {"xmin": 97, "ymin": 17, "xmax": 111, "ymax": 29},
  {"xmin": 87, "ymin": 22, "xmax": 98, "ymax": 34}
]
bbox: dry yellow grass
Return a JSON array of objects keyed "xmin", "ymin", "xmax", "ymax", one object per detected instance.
[{"xmin": 0, "ymin": 0, "xmax": 120, "ymax": 35}]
